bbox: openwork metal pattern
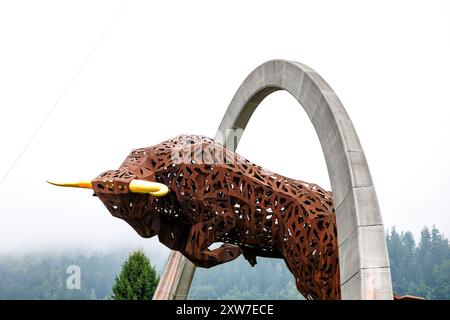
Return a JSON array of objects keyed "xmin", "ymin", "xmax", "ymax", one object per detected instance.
[{"xmin": 92, "ymin": 134, "xmax": 341, "ymax": 300}]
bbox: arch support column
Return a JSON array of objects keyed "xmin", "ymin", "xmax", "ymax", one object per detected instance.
[{"xmin": 153, "ymin": 251, "xmax": 196, "ymax": 300}]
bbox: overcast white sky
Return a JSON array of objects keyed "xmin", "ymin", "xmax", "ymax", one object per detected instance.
[{"xmin": 0, "ymin": 0, "xmax": 449, "ymax": 257}]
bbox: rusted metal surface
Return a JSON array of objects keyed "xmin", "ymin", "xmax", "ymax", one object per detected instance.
[{"xmin": 92, "ymin": 135, "xmax": 341, "ymax": 300}]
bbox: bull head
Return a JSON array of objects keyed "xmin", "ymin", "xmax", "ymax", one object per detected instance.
[{"xmin": 46, "ymin": 142, "xmax": 186, "ymax": 242}]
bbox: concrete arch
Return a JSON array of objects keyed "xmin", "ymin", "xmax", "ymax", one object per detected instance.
[
  {"xmin": 214, "ymin": 59, "xmax": 393, "ymax": 300},
  {"xmin": 154, "ymin": 60, "xmax": 393, "ymax": 300}
]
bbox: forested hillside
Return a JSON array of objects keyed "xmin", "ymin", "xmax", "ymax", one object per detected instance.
[
  {"xmin": 387, "ymin": 226, "xmax": 450, "ymax": 299},
  {"xmin": 0, "ymin": 252, "xmax": 125, "ymax": 299},
  {"xmin": 0, "ymin": 226, "xmax": 448, "ymax": 299}
]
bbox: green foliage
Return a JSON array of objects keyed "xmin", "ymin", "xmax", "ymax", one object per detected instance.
[
  {"xmin": 188, "ymin": 257, "xmax": 304, "ymax": 300},
  {"xmin": 0, "ymin": 225, "xmax": 449, "ymax": 300},
  {"xmin": 111, "ymin": 250, "xmax": 159, "ymax": 300},
  {"xmin": 0, "ymin": 252, "xmax": 125, "ymax": 299},
  {"xmin": 386, "ymin": 225, "xmax": 450, "ymax": 299}
]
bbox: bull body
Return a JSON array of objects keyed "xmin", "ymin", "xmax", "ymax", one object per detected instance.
[{"xmin": 92, "ymin": 135, "xmax": 340, "ymax": 299}]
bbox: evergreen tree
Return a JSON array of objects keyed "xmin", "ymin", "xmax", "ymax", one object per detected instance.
[
  {"xmin": 433, "ymin": 260, "xmax": 450, "ymax": 299},
  {"xmin": 385, "ymin": 225, "xmax": 450, "ymax": 299},
  {"xmin": 431, "ymin": 225, "xmax": 449, "ymax": 265},
  {"xmin": 417, "ymin": 226, "xmax": 433, "ymax": 285},
  {"xmin": 111, "ymin": 250, "xmax": 159, "ymax": 300},
  {"xmin": 387, "ymin": 227, "xmax": 403, "ymax": 290},
  {"xmin": 401, "ymin": 231, "xmax": 415, "ymax": 283}
]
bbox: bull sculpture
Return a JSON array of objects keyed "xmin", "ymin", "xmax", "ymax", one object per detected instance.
[{"xmin": 49, "ymin": 135, "xmax": 340, "ymax": 299}]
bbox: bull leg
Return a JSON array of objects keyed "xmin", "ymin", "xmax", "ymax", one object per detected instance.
[{"xmin": 183, "ymin": 209, "xmax": 242, "ymax": 268}]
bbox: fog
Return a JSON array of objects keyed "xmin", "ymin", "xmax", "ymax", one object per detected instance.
[{"xmin": 1, "ymin": 0, "xmax": 450, "ymax": 257}]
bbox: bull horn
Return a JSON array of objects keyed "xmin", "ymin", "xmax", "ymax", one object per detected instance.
[
  {"xmin": 128, "ymin": 180, "xmax": 169, "ymax": 197},
  {"xmin": 47, "ymin": 179, "xmax": 169, "ymax": 197},
  {"xmin": 47, "ymin": 180, "xmax": 92, "ymax": 189}
]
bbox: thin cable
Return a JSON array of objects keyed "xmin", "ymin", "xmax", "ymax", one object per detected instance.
[{"xmin": 0, "ymin": 0, "xmax": 129, "ymax": 184}]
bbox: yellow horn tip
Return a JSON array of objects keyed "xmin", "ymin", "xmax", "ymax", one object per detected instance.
[
  {"xmin": 47, "ymin": 180, "xmax": 92, "ymax": 189},
  {"xmin": 129, "ymin": 180, "xmax": 170, "ymax": 197},
  {"xmin": 149, "ymin": 184, "xmax": 170, "ymax": 197}
]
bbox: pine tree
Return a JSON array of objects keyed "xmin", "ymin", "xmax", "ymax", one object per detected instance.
[
  {"xmin": 387, "ymin": 227, "xmax": 402, "ymax": 288},
  {"xmin": 417, "ymin": 226, "xmax": 433, "ymax": 285},
  {"xmin": 111, "ymin": 250, "xmax": 159, "ymax": 300},
  {"xmin": 401, "ymin": 231, "xmax": 415, "ymax": 283}
]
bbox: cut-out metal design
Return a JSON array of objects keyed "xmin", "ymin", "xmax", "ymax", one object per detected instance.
[{"xmin": 92, "ymin": 134, "xmax": 340, "ymax": 300}]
